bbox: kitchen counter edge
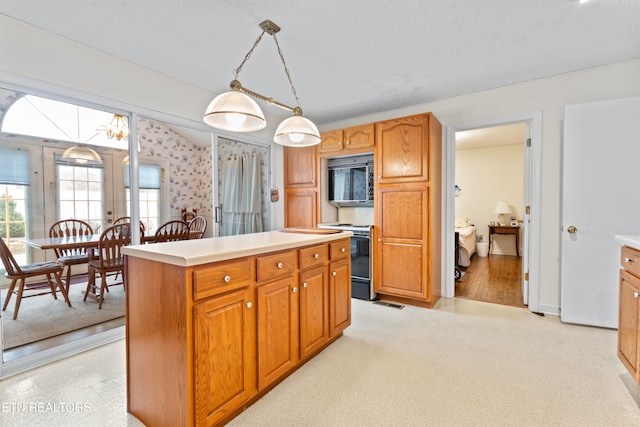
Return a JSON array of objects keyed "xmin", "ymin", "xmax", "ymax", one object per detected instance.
[
  {"xmin": 122, "ymin": 230, "xmax": 353, "ymax": 267},
  {"xmin": 614, "ymin": 235, "xmax": 640, "ymax": 249}
]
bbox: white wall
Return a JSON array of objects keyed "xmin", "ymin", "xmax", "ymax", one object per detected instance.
[
  {"xmin": 456, "ymin": 143, "xmax": 524, "ymax": 255},
  {"xmin": 3, "ymin": 13, "xmax": 640, "ymax": 313}
]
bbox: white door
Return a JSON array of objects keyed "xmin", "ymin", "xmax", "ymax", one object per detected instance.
[
  {"xmin": 561, "ymin": 97, "xmax": 640, "ymax": 328},
  {"xmin": 42, "ymin": 146, "xmax": 115, "ymax": 239}
]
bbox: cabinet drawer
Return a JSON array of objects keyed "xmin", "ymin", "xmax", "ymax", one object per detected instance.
[
  {"xmin": 299, "ymin": 244, "xmax": 328, "ymax": 270},
  {"xmin": 193, "ymin": 258, "xmax": 251, "ymax": 300},
  {"xmin": 256, "ymin": 250, "xmax": 296, "ymax": 282},
  {"xmin": 621, "ymin": 246, "xmax": 640, "ymax": 277},
  {"xmin": 330, "ymin": 239, "xmax": 350, "ymax": 260}
]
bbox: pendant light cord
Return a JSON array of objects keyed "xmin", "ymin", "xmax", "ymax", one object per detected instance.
[{"xmin": 232, "ymin": 28, "xmax": 301, "ymax": 109}]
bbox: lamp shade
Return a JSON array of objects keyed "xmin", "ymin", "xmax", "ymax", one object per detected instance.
[
  {"xmin": 273, "ymin": 115, "xmax": 321, "ymax": 147},
  {"xmin": 494, "ymin": 200, "xmax": 511, "ymax": 214},
  {"xmin": 62, "ymin": 145, "xmax": 102, "ymax": 165},
  {"xmin": 203, "ymin": 90, "xmax": 266, "ymax": 132}
]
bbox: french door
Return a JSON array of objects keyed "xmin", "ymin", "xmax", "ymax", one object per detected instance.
[{"xmin": 41, "ymin": 147, "xmax": 115, "ymax": 260}]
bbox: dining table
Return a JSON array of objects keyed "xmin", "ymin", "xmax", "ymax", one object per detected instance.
[
  {"xmin": 23, "ymin": 234, "xmax": 102, "ymax": 252},
  {"xmin": 23, "ymin": 234, "xmax": 103, "ymax": 297}
]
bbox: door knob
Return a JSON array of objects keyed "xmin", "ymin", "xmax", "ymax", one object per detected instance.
[{"xmin": 567, "ymin": 225, "xmax": 577, "ymax": 234}]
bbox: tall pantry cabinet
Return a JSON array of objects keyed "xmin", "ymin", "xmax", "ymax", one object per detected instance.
[{"xmin": 374, "ymin": 113, "xmax": 442, "ymax": 307}]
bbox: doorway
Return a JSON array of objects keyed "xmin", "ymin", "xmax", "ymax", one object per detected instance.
[
  {"xmin": 444, "ymin": 112, "xmax": 542, "ymax": 313},
  {"xmin": 453, "ymin": 123, "xmax": 526, "ymax": 307}
]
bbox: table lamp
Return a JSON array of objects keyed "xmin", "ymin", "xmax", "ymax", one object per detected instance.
[{"xmin": 494, "ymin": 200, "xmax": 511, "ymax": 225}]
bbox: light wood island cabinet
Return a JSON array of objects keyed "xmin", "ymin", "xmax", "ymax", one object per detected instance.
[{"xmin": 123, "ymin": 231, "xmax": 352, "ymax": 427}]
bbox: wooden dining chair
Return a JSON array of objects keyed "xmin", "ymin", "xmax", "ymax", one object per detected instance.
[
  {"xmin": 84, "ymin": 223, "xmax": 131, "ymax": 309},
  {"xmin": 0, "ymin": 236, "xmax": 71, "ymax": 320},
  {"xmin": 154, "ymin": 220, "xmax": 189, "ymax": 243},
  {"xmin": 49, "ymin": 219, "xmax": 94, "ymax": 293},
  {"xmin": 187, "ymin": 215, "xmax": 207, "ymax": 239},
  {"xmin": 113, "ymin": 216, "xmax": 145, "ymax": 233}
]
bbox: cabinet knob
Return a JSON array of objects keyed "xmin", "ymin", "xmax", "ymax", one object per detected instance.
[
  {"xmin": 246, "ymin": 302, "xmax": 252, "ymax": 309},
  {"xmin": 314, "ymin": 253, "xmax": 319, "ymax": 259},
  {"xmin": 224, "ymin": 275, "xmax": 231, "ymax": 282},
  {"xmin": 625, "ymin": 257, "xmax": 635, "ymax": 263},
  {"xmin": 332, "ymin": 271, "xmax": 337, "ymax": 276},
  {"xmin": 341, "ymin": 248, "xmax": 345, "ymax": 253},
  {"xmin": 277, "ymin": 262, "xmax": 283, "ymax": 269},
  {"xmin": 292, "ymin": 287, "xmax": 298, "ymax": 293},
  {"xmin": 303, "ymin": 282, "xmax": 308, "ymax": 288},
  {"xmin": 634, "ymin": 292, "xmax": 639, "ymax": 298}
]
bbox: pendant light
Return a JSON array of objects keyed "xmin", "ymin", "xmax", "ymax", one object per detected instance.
[{"xmin": 203, "ymin": 20, "xmax": 320, "ymax": 147}]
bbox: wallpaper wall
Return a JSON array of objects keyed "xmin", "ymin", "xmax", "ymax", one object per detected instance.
[{"xmin": 137, "ymin": 117, "xmax": 213, "ymax": 219}]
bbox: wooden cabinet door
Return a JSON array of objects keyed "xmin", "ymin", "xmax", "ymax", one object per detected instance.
[
  {"xmin": 284, "ymin": 145, "xmax": 317, "ymax": 188},
  {"xmin": 344, "ymin": 123, "xmax": 374, "ymax": 151},
  {"xmin": 256, "ymin": 276, "xmax": 299, "ymax": 390},
  {"xmin": 376, "ymin": 114, "xmax": 429, "ymax": 184},
  {"xmin": 194, "ymin": 287, "xmax": 255, "ymax": 427},
  {"xmin": 319, "ymin": 129, "xmax": 344, "ymax": 153},
  {"xmin": 329, "ymin": 257, "xmax": 351, "ymax": 338},
  {"xmin": 619, "ymin": 270, "xmax": 640, "ymax": 381},
  {"xmin": 376, "ymin": 186, "xmax": 429, "ymax": 299},
  {"xmin": 299, "ymin": 265, "xmax": 328, "ymax": 359},
  {"xmin": 285, "ymin": 191, "xmax": 317, "ymax": 228}
]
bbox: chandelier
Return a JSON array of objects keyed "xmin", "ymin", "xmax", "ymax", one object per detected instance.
[
  {"xmin": 203, "ymin": 20, "xmax": 321, "ymax": 147},
  {"xmin": 97, "ymin": 114, "xmax": 129, "ymax": 141}
]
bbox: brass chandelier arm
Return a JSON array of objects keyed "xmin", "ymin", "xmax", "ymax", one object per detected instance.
[{"xmin": 230, "ymin": 80, "xmax": 303, "ymax": 115}]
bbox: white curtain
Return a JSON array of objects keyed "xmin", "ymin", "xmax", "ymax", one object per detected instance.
[{"xmin": 221, "ymin": 152, "xmax": 263, "ymax": 236}]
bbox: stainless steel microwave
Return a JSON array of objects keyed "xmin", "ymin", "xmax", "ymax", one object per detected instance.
[{"xmin": 327, "ymin": 155, "xmax": 374, "ymax": 207}]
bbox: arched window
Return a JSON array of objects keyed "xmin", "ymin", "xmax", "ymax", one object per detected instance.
[{"xmin": 1, "ymin": 91, "xmax": 128, "ymax": 150}]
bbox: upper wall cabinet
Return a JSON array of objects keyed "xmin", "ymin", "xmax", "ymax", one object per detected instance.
[
  {"xmin": 319, "ymin": 123, "xmax": 374, "ymax": 154},
  {"xmin": 375, "ymin": 115, "xmax": 429, "ymax": 184}
]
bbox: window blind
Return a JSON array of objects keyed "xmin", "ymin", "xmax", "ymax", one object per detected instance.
[
  {"xmin": 0, "ymin": 147, "xmax": 30, "ymax": 185},
  {"xmin": 125, "ymin": 164, "xmax": 161, "ymax": 189}
]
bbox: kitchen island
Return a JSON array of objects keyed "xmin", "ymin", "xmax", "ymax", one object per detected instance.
[{"xmin": 122, "ymin": 230, "xmax": 352, "ymax": 427}]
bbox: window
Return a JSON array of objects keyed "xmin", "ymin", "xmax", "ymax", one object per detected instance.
[
  {"xmin": 0, "ymin": 147, "xmax": 30, "ymax": 266},
  {"xmin": 125, "ymin": 163, "xmax": 161, "ymax": 231},
  {"xmin": 56, "ymin": 155, "xmax": 104, "ymax": 232},
  {"xmin": 2, "ymin": 93, "xmax": 128, "ymax": 150}
]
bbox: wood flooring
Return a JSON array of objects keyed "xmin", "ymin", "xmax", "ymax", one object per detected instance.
[{"xmin": 455, "ymin": 253, "xmax": 526, "ymax": 308}]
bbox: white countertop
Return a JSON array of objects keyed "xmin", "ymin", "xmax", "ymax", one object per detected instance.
[
  {"xmin": 614, "ymin": 235, "xmax": 640, "ymax": 248},
  {"xmin": 122, "ymin": 230, "xmax": 353, "ymax": 267}
]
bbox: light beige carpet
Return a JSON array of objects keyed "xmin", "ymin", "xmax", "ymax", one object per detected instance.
[{"xmin": 2, "ymin": 281, "xmax": 125, "ymax": 349}]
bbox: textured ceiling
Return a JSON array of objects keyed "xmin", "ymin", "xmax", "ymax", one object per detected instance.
[{"xmin": 1, "ymin": 0, "xmax": 639, "ymax": 126}]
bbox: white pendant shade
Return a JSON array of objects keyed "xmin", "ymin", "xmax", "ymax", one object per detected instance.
[
  {"xmin": 203, "ymin": 90, "xmax": 266, "ymax": 132},
  {"xmin": 273, "ymin": 115, "xmax": 321, "ymax": 147},
  {"xmin": 62, "ymin": 145, "xmax": 102, "ymax": 165}
]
